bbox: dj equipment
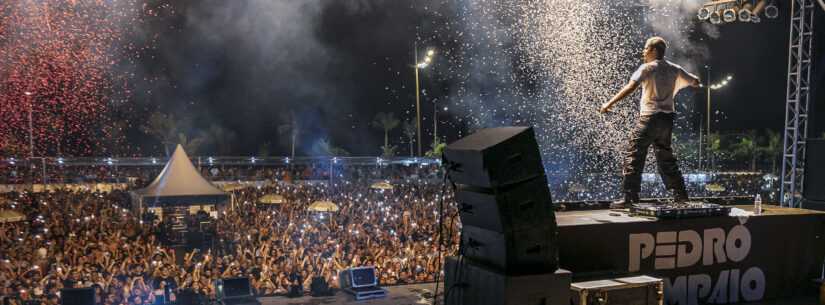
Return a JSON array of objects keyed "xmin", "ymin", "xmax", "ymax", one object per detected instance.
[
  {"xmin": 60, "ymin": 287, "xmax": 95, "ymax": 305},
  {"xmin": 803, "ymin": 139, "xmax": 825, "ymax": 208},
  {"xmin": 444, "ymin": 256, "xmax": 571, "ymax": 305},
  {"xmin": 630, "ymin": 202, "xmax": 731, "ymax": 219},
  {"xmin": 215, "ymin": 277, "xmax": 259, "ymax": 305},
  {"xmin": 338, "ymin": 266, "xmax": 387, "ymax": 300},
  {"xmin": 570, "ymin": 276, "xmax": 664, "ymax": 305}
]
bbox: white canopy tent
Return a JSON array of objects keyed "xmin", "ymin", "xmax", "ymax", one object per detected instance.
[{"xmin": 131, "ymin": 145, "xmax": 229, "ymax": 210}]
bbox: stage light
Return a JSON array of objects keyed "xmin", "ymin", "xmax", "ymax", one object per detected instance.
[
  {"xmin": 427, "ymin": 49, "xmax": 435, "ymax": 57},
  {"xmin": 764, "ymin": 0, "xmax": 779, "ymax": 18},
  {"xmin": 723, "ymin": 7, "xmax": 737, "ymax": 22},
  {"xmin": 698, "ymin": 6, "xmax": 713, "ymax": 20},
  {"xmin": 710, "ymin": 10, "xmax": 723, "ymax": 24},
  {"xmin": 738, "ymin": 3, "xmax": 752, "ymax": 22}
]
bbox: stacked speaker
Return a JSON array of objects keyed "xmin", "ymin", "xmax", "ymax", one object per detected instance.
[{"xmin": 442, "ymin": 127, "xmax": 570, "ymax": 305}]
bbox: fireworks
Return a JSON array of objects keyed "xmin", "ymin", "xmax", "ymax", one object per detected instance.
[{"xmin": 0, "ymin": 0, "xmax": 162, "ymax": 156}]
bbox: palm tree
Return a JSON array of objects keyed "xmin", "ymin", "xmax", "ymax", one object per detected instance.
[
  {"xmin": 141, "ymin": 112, "xmax": 178, "ymax": 156},
  {"xmin": 177, "ymin": 132, "xmax": 205, "ymax": 155},
  {"xmin": 258, "ymin": 142, "xmax": 272, "ymax": 157},
  {"xmin": 316, "ymin": 138, "xmax": 350, "ymax": 156},
  {"xmin": 706, "ymin": 132, "xmax": 723, "ymax": 170},
  {"xmin": 732, "ymin": 131, "xmax": 760, "ymax": 172},
  {"xmin": 761, "ymin": 129, "xmax": 782, "ymax": 175},
  {"xmin": 277, "ymin": 111, "xmax": 300, "ymax": 158},
  {"xmin": 372, "ymin": 112, "xmax": 400, "ymax": 157},
  {"xmin": 372, "ymin": 112, "xmax": 400, "ymax": 148},
  {"xmin": 205, "ymin": 124, "xmax": 235, "ymax": 156},
  {"xmin": 425, "ymin": 140, "xmax": 446, "ymax": 158},
  {"xmin": 402, "ymin": 120, "xmax": 416, "ymax": 157}
]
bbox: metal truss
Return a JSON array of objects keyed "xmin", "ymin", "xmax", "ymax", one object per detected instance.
[{"xmin": 781, "ymin": 0, "xmax": 816, "ymax": 207}]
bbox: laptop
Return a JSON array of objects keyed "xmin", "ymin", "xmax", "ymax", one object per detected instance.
[
  {"xmin": 339, "ymin": 266, "xmax": 388, "ymax": 300},
  {"xmin": 215, "ymin": 277, "xmax": 259, "ymax": 305}
]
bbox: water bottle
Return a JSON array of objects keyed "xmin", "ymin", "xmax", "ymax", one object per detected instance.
[{"xmin": 754, "ymin": 194, "xmax": 763, "ymax": 215}]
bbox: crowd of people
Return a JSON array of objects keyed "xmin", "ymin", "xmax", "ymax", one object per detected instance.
[
  {"xmin": 0, "ymin": 171, "xmax": 457, "ymax": 305},
  {"xmin": 0, "ymin": 159, "xmax": 778, "ymax": 305}
]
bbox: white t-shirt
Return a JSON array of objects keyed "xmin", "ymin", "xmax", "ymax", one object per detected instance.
[{"xmin": 630, "ymin": 59, "xmax": 697, "ymax": 116}]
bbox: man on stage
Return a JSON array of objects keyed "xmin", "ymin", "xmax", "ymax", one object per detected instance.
[{"xmin": 600, "ymin": 36, "xmax": 701, "ymax": 205}]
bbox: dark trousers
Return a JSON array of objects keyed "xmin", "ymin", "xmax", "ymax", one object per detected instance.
[{"xmin": 622, "ymin": 112, "xmax": 687, "ymax": 196}]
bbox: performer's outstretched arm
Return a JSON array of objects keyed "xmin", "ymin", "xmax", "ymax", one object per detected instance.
[{"xmin": 600, "ymin": 80, "xmax": 639, "ymax": 113}]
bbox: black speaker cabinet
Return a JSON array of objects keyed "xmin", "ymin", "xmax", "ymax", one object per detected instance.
[
  {"xmin": 60, "ymin": 287, "xmax": 95, "ymax": 305},
  {"xmin": 462, "ymin": 223, "xmax": 558, "ymax": 275},
  {"xmin": 443, "ymin": 126, "xmax": 544, "ymax": 188},
  {"xmin": 456, "ymin": 175, "xmax": 556, "ymax": 233},
  {"xmin": 444, "ymin": 256, "xmax": 571, "ymax": 305},
  {"xmin": 804, "ymin": 139, "xmax": 825, "ymax": 203}
]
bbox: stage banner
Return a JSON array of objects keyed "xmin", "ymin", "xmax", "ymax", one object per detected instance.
[{"xmin": 557, "ymin": 211, "xmax": 825, "ymax": 305}]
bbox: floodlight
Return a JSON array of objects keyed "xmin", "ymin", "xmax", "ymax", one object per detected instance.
[
  {"xmin": 738, "ymin": 3, "xmax": 752, "ymax": 22},
  {"xmin": 698, "ymin": 6, "xmax": 713, "ymax": 20},
  {"xmin": 710, "ymin": 10, "xmax": 723, "ymax": 24},
  {"xmin": 723, "ymin": 8, "xmax": 737, "ymax": 22},
  {"xmin": 764, "ymin": 1, "xmax": 779, "ymax": 18}
]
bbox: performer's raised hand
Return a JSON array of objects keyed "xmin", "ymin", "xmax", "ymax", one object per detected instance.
[{"xmin": 599, "ymin": 102, "xmax": 612, "ymax": 114}]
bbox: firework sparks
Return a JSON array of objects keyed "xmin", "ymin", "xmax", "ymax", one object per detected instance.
[
  {"xmin": 0, "ymin": 0, "xmax": 161, "ymax": 156},
  {"xmin": 435, "ymin": 0, "xmax": 703, "ymax": 199}
]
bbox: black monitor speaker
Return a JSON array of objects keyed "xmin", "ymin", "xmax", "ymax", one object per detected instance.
[
  {"xmin": 443, "ymin": 126, "xmax": 544, "ymax": 188},
  {"xmin": 60, "ymin": 287, "xmax": 95, "ymax": 305},
  {"xmin": 443, "ymin": 126, "xmax": 558, "ymax": 275}
]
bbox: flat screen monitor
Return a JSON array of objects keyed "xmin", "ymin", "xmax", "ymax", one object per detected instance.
[{"xmin": 350, "ymin": 266, "xmax": 377, "ymax": 288}]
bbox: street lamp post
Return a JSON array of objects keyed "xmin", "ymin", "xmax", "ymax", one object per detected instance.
[
  {"xmin": 433, "ymin": 98, "xmax": 438, "ymax": 147},
  {"xmin": 25, "ymin": 91, "xmax": 34, "ymax": 158},
  {"xmin": 24, "ymin": 91, "xmax": 35, "ymax": 190},
  {"xmin": 702, "ymin": 72, "xmax": 733, "ymax": 170},
  {"xmin": 414, "ymin": 42, "xmax": 435, "ymax": 156}
]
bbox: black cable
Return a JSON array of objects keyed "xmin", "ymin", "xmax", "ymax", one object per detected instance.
[
  {"xmin": 432, "ymin": 169, "xmax": 450, "ymax": 305},
  {"xmin": 433, "ymin": 159, "xmax": 465, "ymax": 305}
]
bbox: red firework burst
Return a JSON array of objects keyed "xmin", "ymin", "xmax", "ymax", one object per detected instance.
[{"xmin": 0, "ymin": 0, "xmax": 157, "ymax": 157}]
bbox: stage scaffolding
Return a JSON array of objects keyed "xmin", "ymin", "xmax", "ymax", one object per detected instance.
[{"xmin": 781, "ymin": 0, "xmax": 817, "ymax": 207}]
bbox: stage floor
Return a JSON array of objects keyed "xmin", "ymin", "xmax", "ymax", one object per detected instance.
[
  {"xmin": 555, "ymin": 205, "xmax": 824, "ymax": 226},
  {"xmin": 258, "ymin": 283, "xmax": 442, "ymax": 305},
  {"xmin": 259, "ymin": 206, "xmax": 825, "ymax": 305},
  {"xmin": 256, "ymin": 283, "xmax": 817, "ymax": 305}
]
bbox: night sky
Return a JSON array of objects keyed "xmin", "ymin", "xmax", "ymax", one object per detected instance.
[{"xmin": 57, "ymin": 0, "xmax": 825, "ymax": 156}]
